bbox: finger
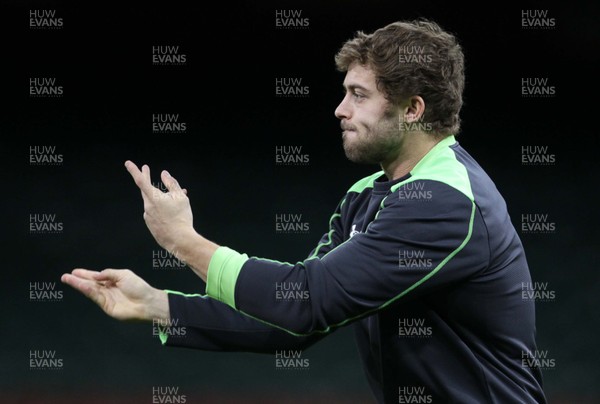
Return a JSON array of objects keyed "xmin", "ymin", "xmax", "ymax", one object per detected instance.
[
  {"xmin": 142, "ymin": 164, "xmax": 152, "ymax": 188},
  {"xmin": 124, "ymin": 160, "xmax": 142, "ymax": 178},
  {"xmin": 93, "ymin": 268, "xmax": 125, "ymax": 283},
  {"xmin": 61, "ymin": 272, "xmax": 91, "ymax": 289},
  {"xmin": 161, "ymin": 170, "xmax": 183, "ymax": 194},
  {"xmin": 124, "ymin": 160, "xmax": 149, "ymax": 194},
  {"xmin": 142, "ymin": 164, "xmax": 166, "ymax": 202},
  {"xmin": 125, "ymin": 160, "xmax": 152, "ymax": 201},
  {"xmin": 125, "ymin": 160, "xmax": 156, "ymax": 197},
  {"xmin": 69, "ymin": 268, "xmax": 102, "ymax": 280},
  {"xmin": 61, "ymin": 273, "xmax": 103, "ymax": 303}
]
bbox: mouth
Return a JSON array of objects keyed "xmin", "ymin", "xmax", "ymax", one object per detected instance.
[
  {"xmin": 341, "ymin": 125, "xmax": 357, "ymax": 136},
  {"xmin": 340, "ymin": 121, "xmax": 357, "ymax": 133}
]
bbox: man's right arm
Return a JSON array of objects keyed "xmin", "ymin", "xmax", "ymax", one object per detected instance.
[
  {"xmin": 61, "ymin": 197, "xmax": 347, "ymax": 352},
  {"xmin": 60, "ymin": 268, "xmax": 327, "ymax": 353},
  {"xmin": 161, "ymin": 291, "xmax": 326, "ymax": 352}
]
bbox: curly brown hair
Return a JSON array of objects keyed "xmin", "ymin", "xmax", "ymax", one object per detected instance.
[{"xmin": 335, "ymin": 19, "xmax": 465, "ymax": 137}]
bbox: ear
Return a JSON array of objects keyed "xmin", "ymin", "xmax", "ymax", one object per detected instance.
[{"xmin": 401, "ymin": 95, "xmax": 426, "ymax": 123}]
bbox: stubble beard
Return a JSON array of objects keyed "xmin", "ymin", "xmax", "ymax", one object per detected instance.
[{"xmin": 342, "ymin": 108, "xmax": 402, "ymax": 165}]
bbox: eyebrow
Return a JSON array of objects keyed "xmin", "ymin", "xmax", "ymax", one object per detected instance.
[{"xmin": 342, "ymin": 83, "xmax": 372, "ymax": 94}]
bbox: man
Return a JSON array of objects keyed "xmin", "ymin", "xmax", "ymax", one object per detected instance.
[{"xmin": 62, "ymin": 19, "xmax": 547, "ymax": 403}]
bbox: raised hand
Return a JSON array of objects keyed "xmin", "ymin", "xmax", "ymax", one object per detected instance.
[{"xmin": 124, "ymin": 160, "xmax": 195, "ymax": 254}]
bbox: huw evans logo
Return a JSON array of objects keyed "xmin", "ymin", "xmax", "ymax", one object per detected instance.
[
  {"xmin": 398, "ymin": 45, "xmax": 433, "ymax": 65},
  {"xmin": 398, "ymin": 182, "xmax": 432, "ymax": 201},
  {"xmin": 398, "ymin": 115, "xmax": 432, "ymax": 133},
  {"xmin": 398, "ymin": 250, "xmax": 433, "ymax": 270},
  {"xmin": 521, "ymin": 10, "xmax": 556, "ymax": 29},
  {"xmin": 521, "ymin": 282, "xmax": 556, "ymax": 302},
  {"xmin": 29, "ymin": 213, "xmax": 63, "ymax": 234},
  {"xmin": 521, "ymin": 213, "xmax": 556, "ymax": 234},
  {"xmin": 275, "ymin": 213, "xmax": 310, "ymax": 234},
  {"xmin": 152, "ymin": 46, "xmax": 187, "ymax": 65},
  {"xmin": 398, "ymin": 318, "xmax": 432, "ymax": 338},
  {"xmin": 275, "ymin": 78, "xmax": 309, "ymax": 97},
  {"xmin": 275, "ymin": 10, "xmax": 309, "ymax": 29},
  {"xmin": 29, "ymin": 146, "xmax": 63, "ymax": 165},
  {"xmin": 521, "ymin": 350, "xmax": 556, "ymax": 371},
  {"xmin": 29, "ymin": 350, "xmax": 63, "ymax": 370},
  {"xmin": 153, "ymin": 318, "xmax": 187, "ymax": 338},
  {"xmin": 521, "ymin": 78, "xmax": 555, "ymax": 97},
  {"xmin": 398, "ymin": 386, "xmax": 432, "ymax": 403},
  {"xmin": 29, "ymin": 282, "xmax": 63, "ymax": 302},
  {"xmin": 275, "ymin": 350, "xmax": 310, "ymax": 370},
  {"xmin": 275, "ymin": 146, "xmax": 310, "ymax": 165},
  {"xmin": 521, "ymin": 146, "xmax": 555, "ymax": 165},
  {"xmin": 29, "ymin": 78, "xmax": 63, "ymax": 97},
  {"xmin": 152, "ymin": 386, "xmax": 187, "ymax": 403},
  {"xmin": 29, "ymin": 10, "xmax": 63, "ymax": 29},
  {"xmin": 275, "ymin": 282, "xmax": 310, "ymax": 301},
  {"xmin": 151, "ymin": 181, "xmax": 168, "ymax": 197},
  {"xmin": 152, "ymin": 113, "xmax": 187, "ymax": 134},
  {"xmin": 152, "ymin": 249, "xmax": 187, "ymax": 269}
]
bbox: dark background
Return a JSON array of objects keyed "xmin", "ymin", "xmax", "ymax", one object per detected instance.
[{"xmin": 2, "ymin": 0, "xmax": 599, "ymax": 403}]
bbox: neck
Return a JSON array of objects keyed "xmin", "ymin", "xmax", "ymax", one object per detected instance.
[{"xmin": 381, "ymin": 133, "xmax": 443, "ymax": 181}]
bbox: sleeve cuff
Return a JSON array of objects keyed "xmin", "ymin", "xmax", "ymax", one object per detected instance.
[
  {"xmin": 205, "ymin": 246, "xmax": 249, "ymax": 309},
  {"xmin": 158, "ymin": 290, "xmax": 204, "ymax": 346}
]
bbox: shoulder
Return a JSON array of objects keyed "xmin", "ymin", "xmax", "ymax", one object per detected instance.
[
  {"xmin": 400, "ymin": 136, "xmax": 474, "ymax": 202},
  {"xmin": 346, "ymin": 171, "xmax": 385, "ymax": 194}
]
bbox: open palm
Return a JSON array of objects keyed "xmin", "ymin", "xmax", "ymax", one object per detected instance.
[{"xmin": 61, "ymin": 268, "xmax": 155, "ymax": 321}]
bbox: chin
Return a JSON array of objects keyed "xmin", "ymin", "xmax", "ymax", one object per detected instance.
[{"xmin": 343, "ymin": 144, "xmax": 367, "ymax": 164}]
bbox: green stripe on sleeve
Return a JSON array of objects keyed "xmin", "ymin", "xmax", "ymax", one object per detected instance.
[
  {"xmin": 307, "ymin": 211, "xmax": 341, "ymax": 259},
  {"xmin": 205, "ymin": 246, "xmax": 249, "ymax": 309},
  {"xmin": 158, "ymin": 328, "xmax": 169, "ymax": 345},
  {"xmin": 164, "ymin": 289, "xmax": 205, "ymax": 297}
]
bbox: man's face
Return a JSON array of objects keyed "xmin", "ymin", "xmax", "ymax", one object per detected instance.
[{"xmin": 335, "ymin": 63, "xmax": 402, "ymax": 165}]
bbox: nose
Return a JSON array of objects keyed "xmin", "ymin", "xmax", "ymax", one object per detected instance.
[{"xmin": 335, "ymin": 95, "xmax": 351, "ymax": 120}]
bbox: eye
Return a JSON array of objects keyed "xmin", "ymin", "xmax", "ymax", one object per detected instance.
[{"xmin": 352, "ymin": 92, "xmax": 365, "ymax": 100}]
